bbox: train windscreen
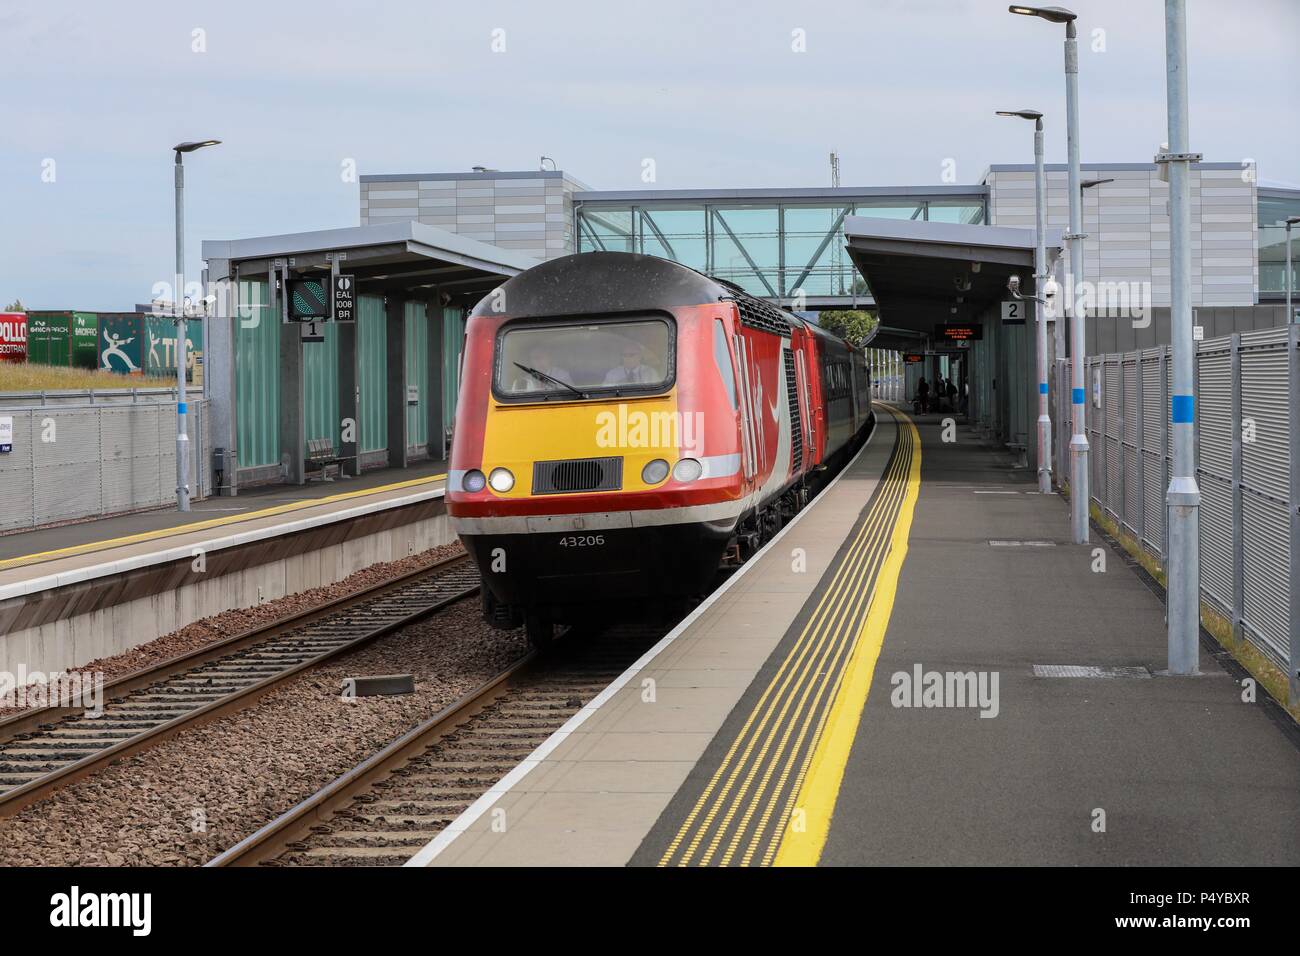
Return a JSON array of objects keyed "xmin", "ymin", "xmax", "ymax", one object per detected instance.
[{"xmin": 495, "ymin": 317, "xmax": 673, "ymax": 398}]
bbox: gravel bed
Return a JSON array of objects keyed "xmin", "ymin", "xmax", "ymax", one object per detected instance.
[
  {"xmin": 0, "ymin": 597, "xmax": 526, "ymax": 866},
  {"xmin": 0, "ymin": 541, "xmax": 465, "ymax": 716}
]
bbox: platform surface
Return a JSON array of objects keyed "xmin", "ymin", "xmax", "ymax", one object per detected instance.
[
  {"xmin": 413, "ymin": 406, "xmax": 1300, "ymax": 867},
  {"xmin": 0, "ymin": 460, "xmax": 446, "ymax": 592}
]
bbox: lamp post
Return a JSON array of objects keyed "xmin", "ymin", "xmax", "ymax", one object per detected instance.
[
  {"xmin": 1010, "ymin": 3, "xmax": 1089, "ymax": 543},
  {"xmin": 1287, "ymin": 215, "xmax": 1300, "ymax": 321},
  {"xmin": 172, "ymin": 139, "xmax": 221, "ymax": 513},
  {"xmin": 1079, "ymin": 177, "xmax": 1114, "ymax": 304},
  {"xmin": 1159, "ymin": 0, "xmax": 1201, "ymax": 675},
  {"xmin": 997, "ymin": 109, "xmax": 1052, "ymax": 493}
]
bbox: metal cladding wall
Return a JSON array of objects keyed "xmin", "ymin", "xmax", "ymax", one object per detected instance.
[
  {"xmin": 235, "ymin": 280, "xmax": 280, "ymax": 469},
  {"xmin": 0, "ymin": 397, "xmax": 210, "ymax": 532},
  {"xmin": 404, "ymin": 301, "xmax": 429, "ymax": 452},
  {"xmin": 357, "ymin": 293, "xmax": 387, "ymax": 454},
  {"xmin": 303, "ymin": 319, "xmax": 340, "ymax": 452},
  {"xmin": 1085, "ymin": 327, "xmax": 1297, "ymax": 681}
]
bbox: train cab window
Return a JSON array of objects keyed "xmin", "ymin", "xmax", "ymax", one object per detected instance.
[
  {"xmin": 495, "ymin": 317, "xmax": 674, "ymax": 400},
  {"xmin": 713, "ymin": 320, "xmax": 739, "ymax": 410}
]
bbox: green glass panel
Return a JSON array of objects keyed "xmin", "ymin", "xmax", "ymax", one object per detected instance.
[
  {"xmin": 303, "ymin": 320, "xmax": 339, "ymax": 450},
  {"xmin": 577, "ymin": 207, "xmax": 634, "ymax": 252},
  {"xmin": 636, "ymin": 208, "xmax": 707, "ymax": 270},
  {"xmin": 405, "ymin": 301, "xmax": 429, "ymax": 449},
  {"xmin": 234, "ymin": 281, "xmax": 280, "ymax": 468},
  {"xmin": 356, "ymin": 294, "xmax": 387, "ymax": 453}
]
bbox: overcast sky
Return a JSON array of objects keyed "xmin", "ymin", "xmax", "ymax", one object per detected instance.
[{"xmin": 2, "ymin": 0, "xmax": 1296, "ymax": 310}]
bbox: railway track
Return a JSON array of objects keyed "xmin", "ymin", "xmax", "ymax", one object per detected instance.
[
  {"xmin": 207, "ymin": 622, "xmax": 665, "ymax": 867},
  {"xmin": 0, "ymin": 553, "xmax": 480, "ymax": 816}
]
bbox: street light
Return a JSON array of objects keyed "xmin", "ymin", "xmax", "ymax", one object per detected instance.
[
  {"xmin": 1010, "ymin": 3, "xmax": 1089, "ymax": 544},
  {"xmin": 1159, "ymin": 0, "xmax": 1202, "ymax": 676},
  {"xmin": 997, "ymin": 108, "xmax": 1052, "ymax": 494},
  {"xmin": 1286, "ymin": 215, "xmax": 1300, "ymax": 322},
  {"xmin": 172, "ymin": 138, "xmax": 221, "ymax": 513},
  {"xmin": 1009, "ymin": 4, "xmax": 1077, "ymax": 22}
]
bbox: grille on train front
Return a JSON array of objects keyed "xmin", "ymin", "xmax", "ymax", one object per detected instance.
[{"xmin": 532, "ymin": 456, "xmax": 624, "ymax": 494}]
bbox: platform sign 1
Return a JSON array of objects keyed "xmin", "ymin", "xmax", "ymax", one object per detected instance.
[
  {"xmin": 300, "ymin": 319, "xmax": 325, "ymax": 343},
  {"xmin": 287, "ymin": 278, "xmax": 329, "ymax": 320},
  {"xmin": 332, "ymin": 274, "xmax": 356, "ymax": 322},
  {"xmin": 1001, "ymin": 300, "xmax": 1026, "ymax": 325},
  {"xmin": 0, "ymin": 415, "xmax": 12, "ymax": 454}
]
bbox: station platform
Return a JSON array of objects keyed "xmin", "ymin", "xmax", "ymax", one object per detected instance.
[
  {"xmin": 411, "ymin": 404, "xmax": 1300, "ymax": 867},
  {"xmin": 0, "ymin": 460, "xmax": 449, "ymax": 678},
  {"xmin": 0, "ymin": 459, "xmax": 447, "ymax": 575}
]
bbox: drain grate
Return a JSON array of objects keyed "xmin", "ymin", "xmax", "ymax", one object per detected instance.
[{"xmin": 1032, "ymin": 664, "xmax": 1151, "ymax": 679}]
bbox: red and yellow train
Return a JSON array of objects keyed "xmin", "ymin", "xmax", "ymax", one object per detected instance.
[{"xmin": 447, "ymin": 251, "xmax": 874, "ymax": 646}]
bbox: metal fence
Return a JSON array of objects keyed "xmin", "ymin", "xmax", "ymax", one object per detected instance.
[
  {"xmin": 0, "ymin": 394, "xmax": 210, "ymax": 532},
  {"xmin": 1081, "ymin": 327, "xmax": 1298, "ymax": 679}
]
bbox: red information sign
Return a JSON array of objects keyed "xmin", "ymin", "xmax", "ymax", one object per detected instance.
[
  {"xmin": 934, "ymin": 323, "xmax": 982, "ymax": 342},
  {"xmin": 0, "ymin": 313, "xmax": 27, "ymax": 363}
]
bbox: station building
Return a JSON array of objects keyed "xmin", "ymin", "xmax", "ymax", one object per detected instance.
[{"xmin": 198, "ymin": 161, "xmax": 1299, "ymax": 495}]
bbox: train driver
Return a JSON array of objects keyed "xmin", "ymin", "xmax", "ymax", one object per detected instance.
[
  {"xmin": 604, "ymin": 342, "xmax": 656, "ymax": 385},
  {"xmin": 513, "ymin": 343, "xmax": 572, "ymax": 392}
]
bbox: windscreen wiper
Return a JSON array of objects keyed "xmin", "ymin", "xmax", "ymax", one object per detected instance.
[{"xmin": 513, "ymin": 362, "xmax": 587, "ymax": 398}]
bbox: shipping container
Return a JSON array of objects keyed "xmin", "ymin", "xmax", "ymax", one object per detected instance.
[
  {"xmin": 25, "ymin": 311, "xmax": 99, "ymax": 368},
  {"xmin": 0, "ymin": 313, "xmax": 26, "ymax": 363},
  {"xmin": 95, "ymin": 312, "xmax": 204, "ymax": 384},
  {"xmin": 144, "ymin": 315, "xmax": 204, "ymax": 386}
]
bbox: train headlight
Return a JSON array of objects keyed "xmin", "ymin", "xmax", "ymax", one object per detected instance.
[
  {"xmin": 672, "ymin": 458, "xmax": 703, "ymax": 482},
  {"xmin": 463, "ymin": 469, "xmax": 487, "ymax": 492},
  {"xmin": 488, "ymin": 467, "xmax": 515, "ymax": 492},
  {"xmin": 641, "ymin": 458, "xmax": 670, "ymax": 484}
]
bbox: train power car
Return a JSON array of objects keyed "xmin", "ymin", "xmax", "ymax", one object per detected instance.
[{"xmin": 447, "ymin": 251, "xmax": 874, "ymax": 647}]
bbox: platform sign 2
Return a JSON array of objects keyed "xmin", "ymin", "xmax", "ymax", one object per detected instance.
[
  {"xmin": 332, "ymin": 274, "xmax": 356, "ymax": 323},
  {"xmin": 287, "ymin": 278, "xmax": 329, "ymax": 321},
  {"xmin": 1001, "ymin": 300, "xmax": 1026, "ymax": 325}
]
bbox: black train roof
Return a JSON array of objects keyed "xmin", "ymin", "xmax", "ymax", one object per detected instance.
[{"xmin": 470, "ymin": 251, "xmax": 805, "ymax": 336}]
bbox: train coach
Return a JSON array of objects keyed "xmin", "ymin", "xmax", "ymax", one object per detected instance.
[{"xmin": 447, "ymin": 251, "xmax": 874, "ymax": 647}]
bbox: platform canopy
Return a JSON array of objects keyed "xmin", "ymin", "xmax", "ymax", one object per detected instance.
[
  {"xmin": 844, "ymin": 216, "xmax": 1061, "ymax": 351},
  {"xmin": 202, "ymin": 220, "xmax": 538, "ymax": 305}
]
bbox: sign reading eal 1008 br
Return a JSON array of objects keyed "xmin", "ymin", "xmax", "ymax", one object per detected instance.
[
  {"xmin": 934, "ymin": 323, "xmax": 983, "ymax": 342},
  {"xmin": 332, "ymin": 274, "xmax": 356, "ymax": 322}
]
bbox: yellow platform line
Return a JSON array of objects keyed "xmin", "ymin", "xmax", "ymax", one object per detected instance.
[
  {"xmin": 692, "ymin": 451, "xmax": 908, "ymax": 867},
  {"xmin": 736, "ymin": 439, "xmax": 912, "ymax": 865},
  {"xmin": 711, "ymin": 443, "xmax": 911, "ymax": 866},
  {"xmin": 0, "ymin": 473, "xmax": 447, "ymax": 572},
  {"xmin": 773, "ymin": 409, "xmax": 921, "ymax": 866},
  {"xmin": 659, "ymin": 414, "xmax": 909, "ymax": 866},
  {"xmin": 660, "ymin": 436, "xmax": 907, "ymax": 867}
]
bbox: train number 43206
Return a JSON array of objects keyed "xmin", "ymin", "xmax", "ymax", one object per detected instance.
[{"xmin": 558, "ymin": 534, "xmax": 605, "ymax": 548}]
